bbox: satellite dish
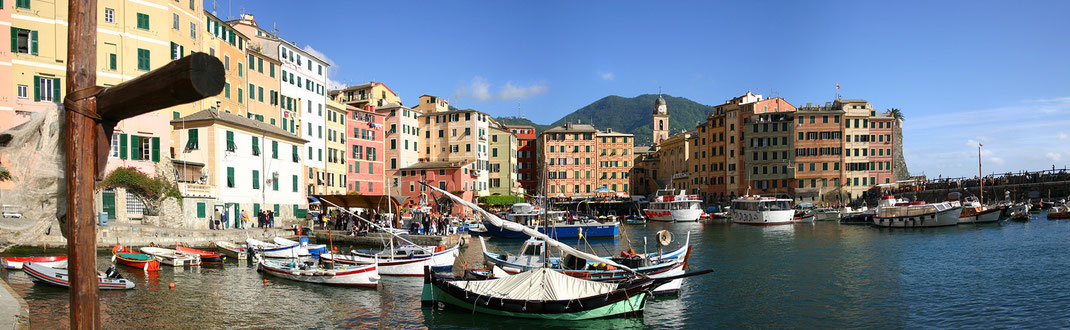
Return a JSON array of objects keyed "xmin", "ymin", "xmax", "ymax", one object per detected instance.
[{"xmin": 656, "ymin": 230, "xmax": 673, "ymax": 247}]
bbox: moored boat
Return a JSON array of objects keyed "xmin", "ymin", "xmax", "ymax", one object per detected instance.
[
  {"xmin": 840, "ymin": 209, "xmax": 875, "ymax": 225},
  {"xmin": 730, "ymin": 196, "xmax": 795, "ymax": 225},
  {"xmin": 257, "ymin": 258, "xmax": 379, "ymax": 287},
  {"xmin": 320, "ymin": 231, "xmax": 458, "ymax": 276},
  {"xmin": 111, "ymin": 245, "xmax": 160, "ymax": 271},
  {"xmin": 212, "ymin": 241, "xmax": 248, "ymax": 260},
  {"xmin": 1009, "ymin": 204, "xmax": 1031, "ymax": 221},
  {"xmin": 479, "ymin": 203, "xmax": 619, "ymax": 239},
  {"xmin": 814, "ymin": 208, "xmax": 842, "ymax": 221},
  {"xmin": 140, "ymin": 247, "xmax": 201, "ymax": 267},
  {"xmin": 22, "ymin": 262, "xmax": 135, "ymax": 290},
  {"xmin": 873, "ymin": 196, "xmax": 962, "ymax": 228},
  {"xmin": 957, "ymin": 196, "xmax": 1001, "ymax": 224},
  {"xmin": 246, "ymin": 238, "xmax": 306, "ymax": 258},
  {"xmin": 643, "ymin": 189, "xmax": 703, "ymax": 222},
  {"xmin": 1, "ymin": 256, "xmax": 67, "ymax": 270},
  {"xmin": 175, "ymin": 246, "xmax": 225, "ymax": 262},
  {"xmin": 273, "ymin": 237, "xmax": 326, "ymax": 256},
  {"xmin": 1047, "ymin": 206, "xmax": 1070, "ymax": 220}
]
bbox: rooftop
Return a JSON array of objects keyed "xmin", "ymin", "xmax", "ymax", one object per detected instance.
[
  {"xmin": 544, "ymin": 123, "xmax": 598, "ymax": 133},
  {"xmin": 401, "ymin": 160, "xmax": 474, "ymax": 170},
  {"xmin": 172, "ymin": 109, "xmax": 306, "ymax": 143}
]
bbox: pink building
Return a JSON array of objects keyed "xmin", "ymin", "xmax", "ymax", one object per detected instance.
[
  {"xmin": 396, "ymin": 161, "xmax": 477, "ymax": 216},
  {"xmin": 347, "ymin": 105, "xmax": 385, "ymax": 195},
  {"xmin": 869, "ymin": 114, "xmax": 896, "ymax": 185}
]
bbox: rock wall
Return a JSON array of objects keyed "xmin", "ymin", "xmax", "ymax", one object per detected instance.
[{"xmin": 893, "ymin": 119, "xmax": 910, "ymax": 180}]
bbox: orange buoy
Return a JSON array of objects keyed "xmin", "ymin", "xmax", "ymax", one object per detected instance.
[{"xmin": 168, "ymin": 282, "xmax": 175, "ymax": 289}]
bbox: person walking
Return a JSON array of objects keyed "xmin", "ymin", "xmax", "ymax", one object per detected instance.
[
  {"xmin": 240, "ymin": 210, "xmax": 248, "ymax": 229},
  {"xmin": 213, "ymin": 208, "xmax": 221, "ymax": 230},
  {"xmin": 222, "ymin": 209, "xmax": 229, "ymax": 230}
]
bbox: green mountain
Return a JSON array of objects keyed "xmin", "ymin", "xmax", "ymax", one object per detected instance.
[{"xmin": 492, "ymin": 94, "xmax": 713, "ymax": 144}]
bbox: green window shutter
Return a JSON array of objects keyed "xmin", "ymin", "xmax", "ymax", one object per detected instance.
[
  {"xmin": 258, "ymin": 87, "xmax": 263, "ymax": 102},
  {"xmin": 274, "ymin": 204, "xmax": 279, "ymax": 214},
  {"xmin": 226, "ymin": 131, "xmax": 235, "ymax": 151},
  {"xmin": 272, "ymin": 141, "xmax": 278, "ymax": 159},
  {"xmin": 52, "ymin": 78, "xmax": 60, "ymax": 103},
  {"xmin": 32, "ymin": 76, "xmax": 39, "ymax": 101},
  {"xmin": 173, "ymin": 111, "xmax": 179, "ymax": 119},
  {"xmin": 258, "ymin": 58, "xmax": 263, "ymax": 73},
  {"xmin": 269, "ymin": 63, "xmax": 274, "ymax": 77},
  {"xmin": 248, "ymin": 83, "xmax": 254, "ymax": 99},
  {"xmin": 252, "ymin": 137, "xmax": 259, "ymax": 155},
  {"xmin": 293, "ymin": 205, "xmax": 298, "ymax": 217},
  {"xmin": 272, "ymin": 176, "xmax": 278, "ymax": 191},
  {"xmin": 197, "ymin": 203, "xmax": 206, "ymax": 218},
  {"xmin": 10, "ymin": 27, "xmax": 16, "ymax": 53},
  {"xmin": 109, "ymin": 54, "xmax": 117, "ymax": 70},
  {"xmin": 151, "ymin": 137, "xmax": 160, "ymax": 162},
  {"xmin": 238, "ymin": 88, "xmax": 242, "ymax": 103},
  {"xmin": 292, "ymin": 175, "xmax": 298, "ymax": 192},
  {"xmin": 131, "ymin": 135, "xmax": 141, "ymax": 160},
  {"xmin": 248, "ymin": 54, "xmax": 254, "ymax": 68},
  {"xmin": 186, "ymin": 128, "xmax": 199, "ymax": 149},
  {"xmin": 30, "ymin": 30, "xmax": 37, "ymax": 55},
  {"xmin": 137, "ymin": 49, "xmax": 150, "ymax": 71},
  {"xmin": 252, "ymin": 170, "xmax": 259, "ymax": 189},
  {"xmin": 254, "ymin": 204, "xmax": 260, "ymax": 214},
  {"xmin": 292, "ymin": 146, "xmax": 299, "ymax": 162},
  {"xmin": 119, "ymin": 133, "xmax": 128, "ymax": 159},
  {"xmin": 226, "ymin": 167, "xmax": 234, "ymax": 187},
  {"xmin": 224, "ymin": 83, "xmax": 230, "ymax": 98}
]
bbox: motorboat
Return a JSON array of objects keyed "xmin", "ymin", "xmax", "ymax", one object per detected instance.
[
  {"xmin": 730, "ymin": 196, "xmax": 795, "ymax": 225},
  {"xmin": 480, "ymin": 232, "xmax": 692, "ymax": 294},
  {"xmin": 643, "ymin": 189, "xmax": 703, "ymax": 222},
  {"xmin": 478, "ymin": 203, "xmax": 619, "ymax": 239},
  {"xmin": 273, "ymin": 237, "xmax": 326, "ymax": 256},
  {"xmin": 814, "ymin": 208, "xmax": 842, "ymax": 221},
  {"xmin": 1009, "ymin": 203, "xmax": 1031, "ymax": 221},
  {"xmin": 957, "ymin": 196, "xmax": 1002, "ymax": 224},
  {"xmin": 140, "ymin": 247, "xmax": 201, "ymax": 267},
  {"xmin": 873, "ymin": 196, "xmax": 962, "ymax": 228},
  {"xmin": 257, "ymin": 258, "xmax": 379, "ymax": 287},
  {"xmin": 840, "ymin": 209, "xmax": 876, "ymax": 225},
  {"xmin": 22, "ymin": 262, "xmax": 134, "ymax": 290},
  {"xmin": 212, "ymin": 241, "xmax": 248, "ymax": 260},
  {"xmin": 1, "ymin": 256, "xmax": 67, "ymax": 270},
  {"xmin": 793, "ymin": 209, "xmax": 816, "ymax": 223},
  {"xmin": 320, "ymin": 230, "xmax": 458, "ymax": 276},
  {"xmin": 1047, "ymin": 205, "xmax": 1070, "ymax": 220},
  {"xmin": 175, "ymin": 246, "xmax": 225, "ymax": 263},
  {"xmin": 111, "ymin": 245, "xmax": 160, "ymax": 271},
  {"xmin": 246, "ymin": 238, "xmax": 307, "ymax": 258}
]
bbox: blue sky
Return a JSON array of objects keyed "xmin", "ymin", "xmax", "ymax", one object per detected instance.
[{"xmin": 212, "ymin": 0, "xmax": 1070, "ymax": 178}]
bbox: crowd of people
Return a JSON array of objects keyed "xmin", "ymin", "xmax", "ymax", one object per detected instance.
[{"xmin": 208, "ymin": 209, "xmax": 275, "ymax": 230}]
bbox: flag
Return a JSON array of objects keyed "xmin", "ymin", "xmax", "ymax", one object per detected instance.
[{"xmin": 836, "ymin": 83, "xmax": 840, "ymax": 90}]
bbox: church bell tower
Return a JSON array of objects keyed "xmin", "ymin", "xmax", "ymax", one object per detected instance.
[{"xmin": 652, "ymin": 93, "xmax": 669, "ymax": 145}]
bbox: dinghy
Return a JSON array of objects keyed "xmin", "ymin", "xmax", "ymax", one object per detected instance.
[
  {"xmin": 175, "ymin": 246, "xmax": 225, "ymax": 262},
  {"xmin": 246, "ymin": 238, "xmax": 306, "ymax": 258},
  {"xmin": 111, "ymin": 245, "xmax": 160, "ymax": 271},
  {"xmin": 140, "ymin": 247, "xmax": 201, "ymax": 267},
  {"xmin": 1, "ymin": 256, "xmax": 67, "ymax": 270},
  {"xmin": 257, "ymin": 258, "xmax": 379, "ymax": 287},
  {"xmin": 212, "ymin": 241, "xmax": 248, "ymax": 260},
  {"xmin": 23, "ymin": 261, "xmax": 135, "ymax": 290}
]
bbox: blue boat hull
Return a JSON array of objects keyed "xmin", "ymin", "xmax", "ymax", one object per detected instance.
[{"xmin": 477, "ymin": 222, "xmax": 619, "ymax": 239}]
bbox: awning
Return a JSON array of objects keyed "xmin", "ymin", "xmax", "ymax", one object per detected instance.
[
  {"xmin": 307, "ymin": 197, "xmax": 320, "ymax": 203},
  {"xmin": 312, "ymin": 194, "xmax": 402, "ymax": 211}
]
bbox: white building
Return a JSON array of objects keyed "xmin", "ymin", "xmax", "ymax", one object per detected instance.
[{"xmin": 171, "ymin": 110, "xmax": 308, "ymax": 224}]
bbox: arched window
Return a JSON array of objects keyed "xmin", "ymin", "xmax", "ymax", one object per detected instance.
[{"xmin": 658, "ymin": 120, "xmax": 664, "ymax": 130}]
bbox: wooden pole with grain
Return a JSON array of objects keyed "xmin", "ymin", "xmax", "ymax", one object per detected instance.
[{"xmin": 63, "ymin": 0, "xmax": 224, "ymax": 327}]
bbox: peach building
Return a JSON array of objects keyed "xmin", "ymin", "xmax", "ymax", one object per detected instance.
[{"xmin": 397, "ymin": 161, "xmax": 478, "ymax": 216}]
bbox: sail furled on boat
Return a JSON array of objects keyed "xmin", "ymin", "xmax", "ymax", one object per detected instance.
[
  {"xmin": 422, "ymin": 183, "xmax": 636, "ymax": 273},
  {"xmin": 455, "ymin": 268, "xmax": 617, "ymax": 301}
]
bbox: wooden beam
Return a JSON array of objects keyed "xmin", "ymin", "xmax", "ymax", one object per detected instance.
[
  {"xmin": 96, "ymin": 52, "xmax": 225, "ymax": 122},
  {"xmin": 65, "ymin": 0, "xmax": 99, "ymax": 328}
]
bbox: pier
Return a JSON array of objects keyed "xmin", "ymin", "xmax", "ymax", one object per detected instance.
[{"xmin": 882, "ymin": 169, "xmax": 1070, "ymax": 203}]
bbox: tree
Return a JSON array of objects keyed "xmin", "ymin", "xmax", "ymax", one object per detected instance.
[{"xmin": 887, "ymin": 108, "xmax": 904, "ymax": 121}]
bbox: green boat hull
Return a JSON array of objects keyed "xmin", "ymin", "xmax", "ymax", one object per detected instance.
[{"xmin": 423, "ymin": 284, "xmax": 648, "ymax": 320}]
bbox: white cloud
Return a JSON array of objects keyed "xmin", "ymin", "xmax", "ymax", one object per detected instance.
[
  {"xmin": 601, "ymin": 72, "xmax": 615, "ymax": 81},
  {"xmin": 453, "ymin": 76, "xmax": 493, "ymax": 102},
  {"xmin": 1045, "ymin": 152, "xmax": 1063, "ymax": 162},
  {"xmin": 302, "ymin": 46, "xmax": 344, "ymax": 90},
  {"xmin": 1058, "ymin": 132, "xmax": 1068, "ymax": 140},
  {"xmin": 965, "ymin": 139, "xmax": 980, "ymax": 147},
  {"xmin": 498, "ymin": 81, "xmax": 548, "ymax": 100},
  {"xmin": 988, "ymin": 157, "xmax": 1006, "ymax": 165},
  {"xmin": 454, "ymin": 77, "xmax": 547, "ymax": 102}
]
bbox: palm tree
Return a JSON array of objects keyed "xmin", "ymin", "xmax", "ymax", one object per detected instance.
[{"xmin": 887, "ymin": 108, "xmax": 904, "ymax": 121}]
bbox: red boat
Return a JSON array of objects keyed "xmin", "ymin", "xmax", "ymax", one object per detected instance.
[
  {"xmin": 175, "ymin": 246, "xmax": 224, "ymax": 262},
  {"xmin": 111, "ymin": 245, "xmax": 160, "ymax": 271},
  {"xmin": 1, "ymin": 256, "xmax": 68, "ymax": 270}
]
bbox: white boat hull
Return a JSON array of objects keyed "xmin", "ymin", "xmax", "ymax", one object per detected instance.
[
  {"xmin": 644, "ymin": 209, "xmax": 703, "ymax": 222},
  {"xmin": 247, "ymin": 238, "xmax": 307, "ymax": 258},
  {"xmin": 874, "ymin": 207, "xmax": 962, "ymax": 228},
  {"xmin": 731, "ymin": 209, "xmax": 795, "ymax": 225},
  {"xmin": 2, "ymin": 259, "xmax": 67, "ymax": 270},
  {"xmin": 258, "ymin": 260, "xmax": 379, "ymax": 287},
  {"xmin": 140, "ymin": 247, "xmax": 201, "ymax": 266},
  {"xmin": 814, "ymin": 211, "xmax": 842, "ymax": 221},
  {"xmin": 958, "ymin": 209, "xmax": 1002, "ymax": 224},
  {"xmin": 322, "ymin": 246, "xmax": 459, "ymax": 276}
]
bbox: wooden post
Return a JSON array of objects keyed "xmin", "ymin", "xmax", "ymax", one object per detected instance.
[
  {"xmin": 63, "ymin": 0, "xmax": 224, "ymax": 325},
  {"xmin": 65, "ymin": 0, "xmax": 100, "ymax": 328}
]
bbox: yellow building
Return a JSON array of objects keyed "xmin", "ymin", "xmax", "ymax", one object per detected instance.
[
  {"xmin": 324, "ymin": 99, "xmax": 348, "ymax": 195},
  {"xmin": 245, "ymin": 49, "xmax": 282, "ymax": 128},
  {"xmin": 331, "ymin": 82, "xmax": 401, "ymax": 109},
  {"xmin": 165, "ymin": 0, "xmax": 205, "ymax": 121},
  {"xmin": 201, "ymin": 11, "xmax": 248, "ymax": 116}
]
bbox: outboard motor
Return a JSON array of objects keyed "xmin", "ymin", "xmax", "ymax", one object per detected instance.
[{"xmin": 104, "ymin": 267, "xmax": 121, "ymax": 278}]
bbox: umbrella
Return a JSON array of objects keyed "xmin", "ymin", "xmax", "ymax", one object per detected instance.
[{"xmin": 593, "ymin": 186, "xmax": 615, "ymax": 193}]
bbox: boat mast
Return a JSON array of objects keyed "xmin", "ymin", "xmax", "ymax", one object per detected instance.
[{"xmin": 978, "ymin": 144, "xmax": 983, "ymax": 205}]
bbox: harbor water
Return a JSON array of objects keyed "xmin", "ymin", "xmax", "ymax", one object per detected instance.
[{"xmin": 4, "ymin": 212, "xmax": 1070, "ymax": 328}]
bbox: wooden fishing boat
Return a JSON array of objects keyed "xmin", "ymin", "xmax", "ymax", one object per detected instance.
[
  {"xmin": 1, "ymin": 256, "xmax": 67, "ymax": 270},
  {"xmin": 140, "ymin": 247, "xmax": 201, "ymax": 267},
  {"xmin": 246, "ymin": 238, "xmax": 305, "ymax": 258},
  {"xmin": 111, "ymin": 245, "xmax": 160, "ymax": 271},
  {"xmin": 257, "ymin": 259, "xmax": 379, "ymax": 287},
  {"xmin": 422, "ymin": 267, "xmax": 708, "ymax": 320},
  {"xmin": 212, "ymin": 241, "xmax": 248, "ymax": 260},
  {"xmin": 320, "ymin": 231, "xmax": 459, "ymax": 276},
  {"xmin": 22, "ymin": 261, "xmax": 135, "ymax": 290},
  {"xmin": 175, "ymin": 246, "xmax": 225, "ymax": 262},
  {"xmin": 1047, "ymin": 206, "xmax": 1070, "ymax": 220}
]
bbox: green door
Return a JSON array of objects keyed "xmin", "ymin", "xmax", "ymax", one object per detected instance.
[{"xmin": 102, "ymin": 191, "xmax": 116, "ymax": 220}]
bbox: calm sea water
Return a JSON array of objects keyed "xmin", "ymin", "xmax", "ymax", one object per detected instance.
[{"xmin": 4, "ymin": 212, "xmax": 1070, "ymax": 329}]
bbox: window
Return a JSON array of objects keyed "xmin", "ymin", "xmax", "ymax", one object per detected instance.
[
  {"xmin": 190, "ymin": 22, "xmax": 197, "ymax": 39},
  {"xmin": 109, "ymin": 53, "xmax": 117, "ymax": 70},
  {"xmin": 226, "ymin": 167, "xmax": 235, "ymax": 188},
  {"xmin": 186, "ymin": 129, "xmax": 199, "ymax": 150},
  {"xmin": 104, "ymin": 8, "xmax": 115, "ymax": 23},
  {"xmin": 12, "ymin": 28, "xmax": 36, "ymax": 55},
  {"xmin": 16, "ymin": 85, "xmax": 27, "ymax": 98},
  {"xmin": 16, "ymin": 0, "xmax": 30, "ymax": 9},
  {"xmin": 225, "ymin": 131, "xmax": 236, "ymax": 152},
  {"xmin": 252, "ymin": 170, "xmax": 260, "ymax": 189},
  {"xmin": 136, "ymin": 13, "xmax": 150, "ymax": 30},
  {"xmin": 173, "ymin": 13, "xmax": 180, "ymax": 30},
  {"xmin": 35, "ymin": 76, "xmax": 59, "ymax": 102},
  {"xmin": 137, "ymin": 49, "xmax": 151, "ymax": 71}
]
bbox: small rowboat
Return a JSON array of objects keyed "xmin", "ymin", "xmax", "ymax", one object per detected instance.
[
  {"xmin": 140, "ymin": 247, "xmax": 201, "ymax": 267},
  {"xmin": 212, "ymin": 241, "xmax": 248, "ymax": 260},
  {"xmin": 23, "ymin": 261, "xmax": 134, "ymax": 290},
  {"xmin": 1, "ymin": 256, "xmax": 68, "ymax": 270},
  {"xmin": 112, "ymin": 245, "xmax": 160, "ymax": 271},
  {"xmin": 175, "ymin": 246, "xmax": 224, "ymax": 263},
  {"xmin": 246, "ymin": 238, "xmax": 305, "ymax": 258},
  {"xmin": 257, "ymin": 259, "xmax": 379, "ymax": 287}
]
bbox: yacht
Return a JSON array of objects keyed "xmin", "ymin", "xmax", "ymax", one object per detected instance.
[
  {"xmin": 730, "ymin": 196, "xmax": 795, "ymax": 225},
  {"xmin": 643, "ymin": 189, "xmax": 703, "ymax": 222},
  {"xmin": 873, "ymin": 196, "xmax": 962, "ymax": 228}
]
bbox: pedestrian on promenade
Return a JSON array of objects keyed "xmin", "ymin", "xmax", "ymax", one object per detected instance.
[
  {"xmin": 258, "ymin": 211, "xmax": 265, "ymax": 228},
  {"xmin": 213, "ymin": 208, "xmax": 221, "ymax": 230},
  {"xmin": 268, "ymin": 211, "xmax": 275, "ymax": 228},
  {"xmin": 222, "ymin": 210, "xmax": 229, "ymax": 229},
  {"xmin": 240, "ymin": 210, "xmax": 248, "ymax": 229},
  {"xmin": 208, "ymin": 214, "xmax": 214, "ymax": 230}
]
